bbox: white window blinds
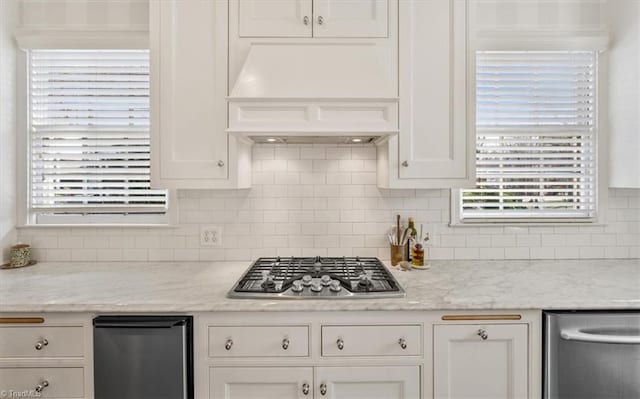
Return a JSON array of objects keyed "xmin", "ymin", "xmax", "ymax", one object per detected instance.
[
  {"xmin": 29, "ymin": 50, "xmax": 167, "ymax": 220},
  {"xmin": 461, "ymin": 51, "xmax": 597, "ymax": 221}
]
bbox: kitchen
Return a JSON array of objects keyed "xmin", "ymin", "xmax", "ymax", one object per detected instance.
[{"xmin": 0, "ymin": 0, "xmax": 638, "ymax": 398}]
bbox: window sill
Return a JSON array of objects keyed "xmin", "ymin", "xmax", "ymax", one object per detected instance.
[
  {"xmin": 16, "ymin": 223, "xmax": 177, "ymax": 229},
  {"xmin": 449, "ymin": 221, "xmax": 605, "ymax": 228}
]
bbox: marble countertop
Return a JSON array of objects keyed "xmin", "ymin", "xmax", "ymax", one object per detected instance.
[{"xmin": 0, "ymin": 259, "xmax": 638, "ymax": 313}]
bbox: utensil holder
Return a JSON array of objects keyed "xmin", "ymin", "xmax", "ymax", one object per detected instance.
[{"xmin": 390, "ymin": 244, "xmax": 404, "ymax": 266}]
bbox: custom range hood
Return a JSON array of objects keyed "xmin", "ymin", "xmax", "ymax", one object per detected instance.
[{"xmin": 227, "ymin": 42, "xmax": 398, "ymax": 143}]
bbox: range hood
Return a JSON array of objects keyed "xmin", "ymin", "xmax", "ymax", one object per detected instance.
[{"xmin": 227, "ymin": 42, "xmax": 398, "ymax": 141}]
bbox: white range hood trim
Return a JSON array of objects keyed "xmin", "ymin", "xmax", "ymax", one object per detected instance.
[{"xmin": 228, "ymin": 99, "xmax": 399, "ymax": 136}]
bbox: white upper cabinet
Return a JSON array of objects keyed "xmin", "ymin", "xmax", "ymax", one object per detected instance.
[
  {"xmin": 608, "ymin": 0, "xmax": 640, "ymax": 188},
  {"xmin": 150, "ymin": 0, "xmax": 251, "ymax": 189},
  {"xmin": 378, "ymin": 0, "xmax": 474, "ymax": 189},
  {"xmin": 237, "ymin": 0, "xmax": 388, "ymax": 38},
  {"xmin": 313, "ymin": 0, "xmax": 388, "ymax": 38},
  {"xmin": 433, "ymin": 324, "xmax": 529, "ymax": 399},
  {"xmin": 239, "ymin": 0, "xmax": 313, "ymax": 38}
]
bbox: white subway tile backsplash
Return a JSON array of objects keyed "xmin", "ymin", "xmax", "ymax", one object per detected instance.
[{"xmin": 17, "ymin": 144, "xmax": 640, "ymax": 262}]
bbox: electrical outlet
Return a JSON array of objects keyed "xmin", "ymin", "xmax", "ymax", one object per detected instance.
[{"xmin": 200, "ymin": 225, "xmax": 222, "ymax": 247}]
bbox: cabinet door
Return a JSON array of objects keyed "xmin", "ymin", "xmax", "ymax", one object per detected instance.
[
  {"xmin": 433, "ymin": 324, "xmax": 529, "ymax": 399},
  {"xmin": 150, "ymin": 0, "xmax": 228, "ymax": 187},
  {"xmin": 313, "ymin": 0, "xmax": 388, "ymax": 38},
  {"xmin": 316, "ymin": 366, "xmax": 420, "ymax": 399},
  {"xmin": 239, "ymin": 0, "xmax": 313, "ymax": 37},
  {"xmin": 397, "ymin": 0, "xmax": 473, "ymax": 185},
  {"xmin": 210, "ymin": 367, "xmax": 313, "ymax": 399}
]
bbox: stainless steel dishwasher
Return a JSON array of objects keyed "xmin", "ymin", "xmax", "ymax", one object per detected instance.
[
  {"xmin": 93, "ymin": 316, "xmax": 193, "ymax": 399},
  {"xmin": 544, "ymin": 310, "xmax": 640, "ymax": 399}
]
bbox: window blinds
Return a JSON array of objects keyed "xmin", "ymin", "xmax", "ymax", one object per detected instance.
[
  {"xmin": 29, "ymin": 50, "xmax": 167, "ymax": 215},
  {"xmin": 461, "ymin": 51, "xmax": 597, "ymax": 220}
]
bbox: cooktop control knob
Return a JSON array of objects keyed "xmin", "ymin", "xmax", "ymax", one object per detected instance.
[
  {"xmin": 329, "ymin": 280, "xmax": 342, "ymax": 292},
  {"xmin": 311, "ymin": 282, "xmax": 323, "ymax": 292},
  {"xmin": 321, "ymin": 275, "xmax": 332, "ymax": 286},
  {"xmin": 292, "ymin": 280, "xmax": 304, "ymax": 292},
  {"xmin": 302, "ymin": 275, "xmax": 313, "ymax": 286}
]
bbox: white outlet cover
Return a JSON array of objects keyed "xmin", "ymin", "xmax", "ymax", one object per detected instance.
[{"xmin": 200, "ymin": 225, "xmax": 223, "ymax": 247}]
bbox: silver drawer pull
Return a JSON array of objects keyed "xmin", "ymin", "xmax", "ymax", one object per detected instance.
[
  {"xmin": 225, "ymin": 339, "xmax": 233, "ymax": 350},
  {"xmin": 282, "ymin": 338, "xmax": 290, "ymax": 350},
  {"xmin": 336, "ymin": 338, "xmax": 344, "ymax": 350},
  {"xmin": 317, "ymin": 16, "xmax": 325, "ymax": 25},
  {"xmin": 398, "ymin": 338, "xmax": 407, "ymax": 349},
  {"xmin": 303, "ymin": 16, "xmax": 310, "ymax": 25},
  {"xmin": 35, "ymin": 380, "xmax": 49, "ymax": 393},
  {"xmin": 302, "ymin": 383, "xmax": 310, "ymax": 395},
  {"xmin": 477, "ymin": 329, "xmax": 488, "ymax": 340},
  {"xmin": 320, "ymin": 383, "xmax": 327, "ymax": 396},
  {"xmin": 35, "ymin": 339, "xmax": 49, "ymax": 350}
]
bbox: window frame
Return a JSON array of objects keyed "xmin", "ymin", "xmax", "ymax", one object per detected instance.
[
  {"xmin": 15, "ymin": 33, "xmax": 175, "ymax": 227},
  {"xmin": 450, "ymin": 35, "xmax": 609, "ymax": 226}
]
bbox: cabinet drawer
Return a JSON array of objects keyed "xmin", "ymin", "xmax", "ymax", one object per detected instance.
[
  {"xmin": 0, "ymin": 327, "xmax": 84, "ymax": 358},
  {"xmin": 0, "ymin": 367, "xmax": 84, "ymax": 398},
  {"xmin": 322, "ymin": 325, "xmax": 422, "ymax": 357},
  {"xmin": 209, "ymin": 326, "xmax": 309, "ymax": 358}
]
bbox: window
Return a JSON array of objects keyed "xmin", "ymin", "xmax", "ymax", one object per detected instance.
[
  {"xmin": 459, "ymin": 51, "xmax": 597, "ymax": 222},
  {"xmin": 27, "ymin": 49, "xmax": 168, "ymax": 225}
]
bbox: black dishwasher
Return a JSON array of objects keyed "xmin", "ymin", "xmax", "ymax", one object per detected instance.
[{"xmin": 93, "ymin": 316, "xmax": 193, "ymax": 399}]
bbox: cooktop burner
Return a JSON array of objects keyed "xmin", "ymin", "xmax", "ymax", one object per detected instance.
[{"xmin": 228, "ymin": 256, "xmax": 405, "ymax": 299}]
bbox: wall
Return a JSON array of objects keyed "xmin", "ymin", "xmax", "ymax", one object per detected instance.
[
  {"xmin": 0, "ymin": 0, "xmax": 19, "ymax": 262},
  {"xmin": 19, "ymin": 0, "xmax": 148, "ymax": 31},
  {"xmin": 17, "ymin": 144, "xmax": 640, "ymax": 262},
  {"xmin": 14, "ymin": 0, "xmax": 640, "ymax": 262}
]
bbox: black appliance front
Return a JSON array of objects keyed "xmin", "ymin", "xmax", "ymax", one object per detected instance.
[{"xmin": 93, "ymin": 315, "xmax": 193, "ymax": 399}]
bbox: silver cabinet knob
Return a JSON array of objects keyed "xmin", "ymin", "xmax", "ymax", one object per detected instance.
[
  {"xmin": 317, "ymin": 16, "xmax": 325, "ymax": 25},
  {"xmin": 35, "ymin": 339, "xmax": 48, "ymax": 350},
  {"xmin": 320, "ymin": 383, "xmax": 327, "ymax": 396},
  {"xmin": 477, "ymin": 329, "xmax": 488, "ymax": 340},
  {"xmin": 35, "ymin": 380, "xmax": 49, "ymax": 393},
  {"xmin": 398, "ymin": 338, "xmax": 407, "ymax": 349},
  {"xmin": 282, "ymin": 338, "xmax": 290, "ymax": 350},
  {"xmin": 402, "ymin": 160, "xmax": 409, "ymax": 167},
  {"xmin": 302, "ymin": 383, "xmax": 310, "ymax": 395},
  {"xmin": 303, "ymin": 16, "xmax": 310, "ymax": 25},
  {"xmin": 225, "ymin": 339, "xmax": 233, "ymax": 350},
  {"xmin": 217, "ymin": 160, "xmax": 225, "ymax": 167},
  {"xmin": 336, "ymin": 338, "xmax": 344, "ymax": 350}
]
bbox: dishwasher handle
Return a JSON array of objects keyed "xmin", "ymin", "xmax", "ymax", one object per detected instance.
[
  {"xmin": 93, "ymin": 316, "xmax": 188, "ymax": 329},
  {"xmin": 560, "ymin": 328, "xmax": 640, "ymax": 345}
]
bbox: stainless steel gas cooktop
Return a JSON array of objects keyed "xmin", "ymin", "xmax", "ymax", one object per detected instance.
[{"xmin": 228, "ymin": 256, "xmax": 405, "ymax": 299}]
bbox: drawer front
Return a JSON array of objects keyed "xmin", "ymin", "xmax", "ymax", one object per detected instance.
[
  {"xmin": 0, "ymin": 327, "xmax": 84, "ymax": 358},
  {"xmin": 209, "ymin": 326, "xmax": 309, "ymax": 358},
  {"xmin": 0, "ymin": 367, "xmax": 84, "ymax": 398},
  {"xmin": 322, "ymin": 325, "xmax": 422, "ymax": 357}
]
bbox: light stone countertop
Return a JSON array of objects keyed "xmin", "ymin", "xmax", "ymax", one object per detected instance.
[{"xmin": 0, "ymin": 259, "xmax": 638, "ymax": 313}]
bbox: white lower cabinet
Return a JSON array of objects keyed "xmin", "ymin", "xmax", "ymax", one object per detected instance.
[
  {"xmin": 316, "ymin": 366, "xmax": 420, "ymax": 399},
  {"xmin": 210, "ymin": 366, "xmax": 420, "ymax": 399},
  {"xmin": 0, "ymin": 367, "xmax": 85, "ymax": 398},
  {"xmin": 0, "ymin": 315, "xmax": 92, "ymax": 399},
  {"xmin": 210, "ymin": 367, "xmax": 312, "ymax": 399},
  {"xmin": 433, "ymin": 324, "xmax": 529, "ymax": 399}
]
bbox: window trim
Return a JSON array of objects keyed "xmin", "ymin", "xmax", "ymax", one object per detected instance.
[
  {"xmin": 16, "ymin": 34, "xmax": 175, "ymax": 227},
  {"xmin": 450, "ymin": 35, "xmax": 609, "ymax": 226}
]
